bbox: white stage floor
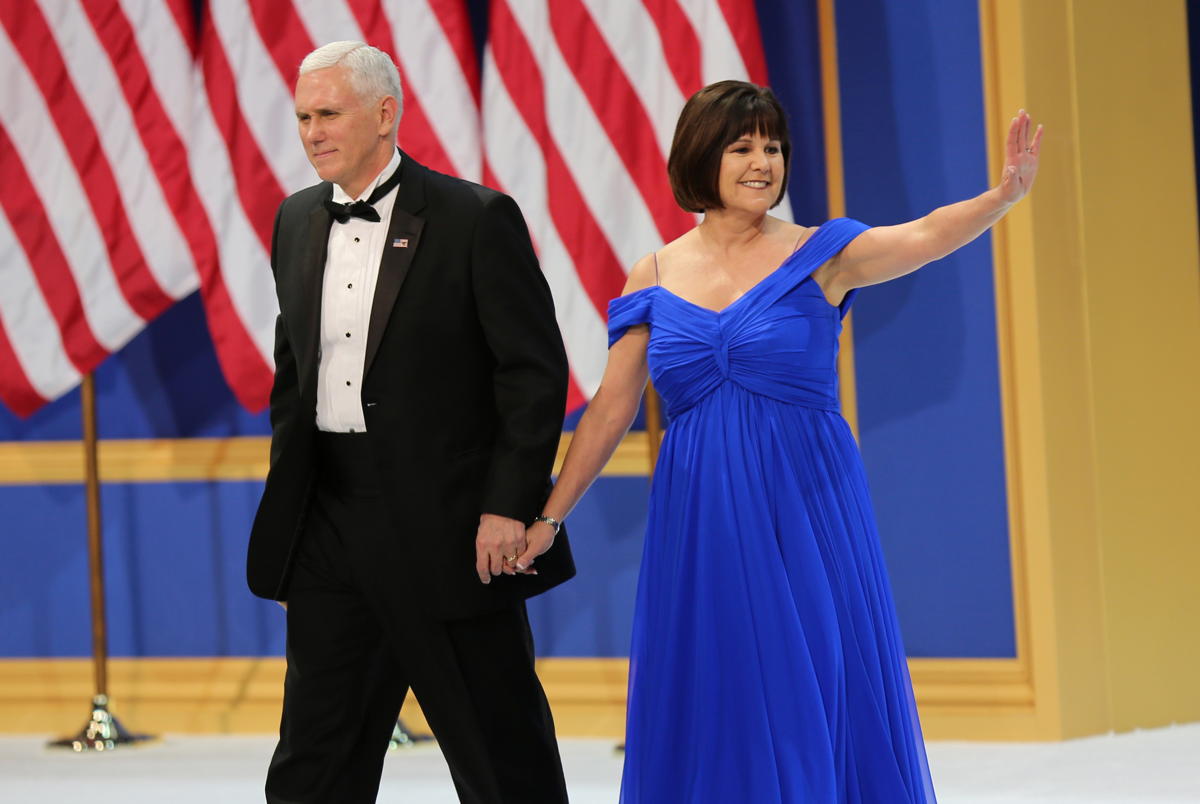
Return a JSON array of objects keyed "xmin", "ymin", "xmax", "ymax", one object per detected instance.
[{"xmin": 2, "ymin": 723, "xmax": 1198, "ymax": 802}]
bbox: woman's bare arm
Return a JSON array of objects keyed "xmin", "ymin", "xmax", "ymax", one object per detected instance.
[
  {"xmin": 515, "ymin": 256, "xmax": 657, "ymax": 570},
  {"xmin": 823, "ymin": 110, "xmax": 1043, "ymax": 302}
]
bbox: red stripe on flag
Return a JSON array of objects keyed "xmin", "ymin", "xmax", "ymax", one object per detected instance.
[
  {"xmin": 346, "ymin": 0, "xmax": 461, "ymax": 176},
  {"xmin": 489, "ymin": 0, "xmax": 629, "ymax": 317},
  {"xmin": 1, "ymin": 0, "xmax": 173, "ymax": 321},
  {"xmin": 716, "ymin": 0, "xmax": 769, "ymax": 85},
  {"xmin": 84, "ymin": 0, "xmax": 272, "ymax": 413},
  {"xmin": 428, "ymin": 0, "xmax": 481, "ymax": 106},
  {"xmin": 247, "ymin": 0, "xmax": 313, "ymax": 92},
  {"xmin": 0, "ymin": 122, "xmax": 107, "ymax": 372},
  {"xmin": 643, "ymin": 0, "xmax": 702, "ymax": 96},
  {"xmin": 549, "ymin": 0, "xmax": 693, "ymax": 243},
  {"xmin": 197, "ymin": 255, "xmax": 274, "ymax": 412},
  {"xmin": 564, "ymin": 377, "xmax": 586, "ymax": 413},
  {"xmin": 199, "ymin": 10, "xmax": 286, "ymax": 253},
  {"xmin": 0, "ymin": 316, "xmax": 48, "ymax": 419},
  {"xmin": 482, "ymin": 158, "xmax": 502, "ymax": 195},
  {"xmin": 164, "ymin": 0, "xmax": 196, "ymax": 56}
]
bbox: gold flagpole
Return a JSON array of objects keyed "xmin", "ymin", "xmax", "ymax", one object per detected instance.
[{"xmin": 49, "ymin": 372, "xmax": 153, "ymax": 751}]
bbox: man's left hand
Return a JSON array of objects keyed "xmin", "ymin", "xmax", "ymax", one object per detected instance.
[{"xmin": 475, "ymin": 513, "xmax": 531, "ymax": 583}]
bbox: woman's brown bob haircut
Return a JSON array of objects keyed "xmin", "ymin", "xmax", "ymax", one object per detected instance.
[{"xmin": 667, "ymin": 80, "xmax": 791, "ymax": 214}]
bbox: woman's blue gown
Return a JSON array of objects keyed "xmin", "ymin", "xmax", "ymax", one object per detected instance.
[{"xmin": 608, "ymin": 218, "xmax": 936, "ymax": 803}]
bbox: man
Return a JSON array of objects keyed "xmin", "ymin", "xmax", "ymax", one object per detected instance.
[{"xmin": 247, "ymin": 41, "xmax": 574, "ymax": 803}]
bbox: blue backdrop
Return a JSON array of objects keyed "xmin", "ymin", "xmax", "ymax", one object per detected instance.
[{"xmin": 836, "ymin": 0, "xmax": 1014, "ymax": 657}]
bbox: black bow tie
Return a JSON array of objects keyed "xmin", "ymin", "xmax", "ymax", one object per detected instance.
[{"xmin": 324, "ymin": 161, "xmax": 403, "ymax": 223}]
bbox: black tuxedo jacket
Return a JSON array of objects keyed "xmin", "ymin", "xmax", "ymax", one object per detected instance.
[{"xmin": 247, "ymin": 152, "xmax": 574, "ymax": 619}]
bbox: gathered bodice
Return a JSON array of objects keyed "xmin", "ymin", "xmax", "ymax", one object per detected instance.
[{"xmin": 607, "ymin": 218, "xmax": 869, "ymax": 420}]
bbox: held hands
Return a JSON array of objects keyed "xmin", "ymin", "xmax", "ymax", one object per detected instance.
[
  {"xmin": 997, "ymin": 109, "xmax": 1043, "ymax": 204},
  {"xmin": 475, "ymin": 512, "xmax": 537, "ymax": 583},
  {"xmin": 516, "ymin": 519, "xmax": 557, "ymax": 572}
]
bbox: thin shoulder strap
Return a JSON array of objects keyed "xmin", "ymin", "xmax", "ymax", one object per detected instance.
[
  {"xmin": 653, "ymin": 251, "xmax": 661, "ymax": 285},
  {"xmin": 790, "ymin": 229, "xmax": 807, "ymax": 253}
]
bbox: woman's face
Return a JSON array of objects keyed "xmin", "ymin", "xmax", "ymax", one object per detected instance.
[{"xmin": 716, "ymin": 131, "xmax": 784, "ymax": 213}]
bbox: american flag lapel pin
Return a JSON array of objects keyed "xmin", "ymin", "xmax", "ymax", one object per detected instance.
[{"xmin": 392, "ymin": 237, "xmax": 409, "ymax": 248}]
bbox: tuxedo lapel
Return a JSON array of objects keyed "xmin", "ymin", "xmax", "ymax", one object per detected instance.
[
  {"xmin": 365, "ymin": 154, "xmax": 426, "ymax": 377},
  {"xmin": 297, "ymin": 197, "xmax": 333, "ymax": 395}
]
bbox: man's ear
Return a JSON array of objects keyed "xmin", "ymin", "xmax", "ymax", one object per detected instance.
[{"xmin": 379, "ymin": 95, "xmax": 399, "ymax": 137}]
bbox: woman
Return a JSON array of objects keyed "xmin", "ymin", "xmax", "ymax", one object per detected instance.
[{"xmin": 514, "ymin": 81, "xmax": 1041, "ymax": 802}]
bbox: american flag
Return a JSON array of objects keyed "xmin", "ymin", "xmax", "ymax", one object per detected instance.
[{"xmin": 0, "ymin": 0, "xmax": 776, "ymax": 418}]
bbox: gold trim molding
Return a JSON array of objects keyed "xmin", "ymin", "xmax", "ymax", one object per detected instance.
[
  {"xmin": 0, "ymin": 658, "xmax": 629, "ymax": 738},
  {"xmin": 0, "ymin": 657, "xmax": 1032, "ymax": 740},
  {"xmin": 0, "ymin": 431, "xmax": 654, "ymax": 485}
]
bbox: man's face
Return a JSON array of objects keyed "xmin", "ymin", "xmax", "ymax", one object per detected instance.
[{"xmin": 294, "ymin": 66, "xmax": 394, "ymax": 198}]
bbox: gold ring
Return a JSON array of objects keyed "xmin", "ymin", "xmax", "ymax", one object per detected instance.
[{"xmin": 505, "ymin": 554, "xmax": 519, "ymax": 563}]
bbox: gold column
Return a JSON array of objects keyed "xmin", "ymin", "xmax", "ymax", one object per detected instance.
[
  {"xmin": 817, "ymin": 0, "xmax": 860, "ymax": 438},
  {"xmin": 982, "ymin": 0, "xmax": 1200, "ymax": 738}
]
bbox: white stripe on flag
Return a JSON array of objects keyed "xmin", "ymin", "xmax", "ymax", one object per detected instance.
[
  {"xmin": 0, "ymin": 210, "xmax": 81, "ymax": 400},
  {"xmin": 678, "ymin": 0, "xmax": 751, "ymax": 84},
  {"xmin": 291, "ymin": 1, "xmax": 365, "ymax": 56}
]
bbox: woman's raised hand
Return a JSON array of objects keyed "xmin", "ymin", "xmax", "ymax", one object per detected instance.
[{"xmin": 998, "ymin": 109, "xmax": 1043, "ymax": 204}]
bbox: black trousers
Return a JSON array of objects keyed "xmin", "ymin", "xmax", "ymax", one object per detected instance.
[{"xmin": 265, "ymin": 434, "xmax": 568, "ymax": 803}]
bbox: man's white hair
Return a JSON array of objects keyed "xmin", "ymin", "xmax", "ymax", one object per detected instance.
[{"xmin": 299, "ymin": 41, "xmax": 403, "ymax": 121}]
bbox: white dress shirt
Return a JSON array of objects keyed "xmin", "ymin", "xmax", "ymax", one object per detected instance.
[{"xmin": 315, "ymin": 149, "xmax": 402, "ymax": 433}]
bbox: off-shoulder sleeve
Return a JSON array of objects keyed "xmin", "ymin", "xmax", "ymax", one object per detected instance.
[
  {"xmin": 825, "ymin": 218, "xmax": 870, "ymax": 320},
  {"xmin": 607, "ymin": 289, "xmax": 654, "ymax": 348}
]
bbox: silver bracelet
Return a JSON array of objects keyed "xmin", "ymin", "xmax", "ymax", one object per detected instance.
[{"xmin": 532, "ymin": 514, "xmax": 561, "ymax": 535}]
